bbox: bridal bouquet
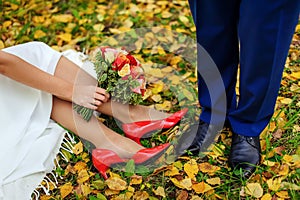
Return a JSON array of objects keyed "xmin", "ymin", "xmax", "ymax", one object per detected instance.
[{"xmin": 74, "ymin": 47, "xmax": 146, "ymax": 121}]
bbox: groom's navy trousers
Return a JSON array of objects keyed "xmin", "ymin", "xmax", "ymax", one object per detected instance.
[{"xmin": 189, "ymin": 0, "xmax": 300, "ymax": 136}]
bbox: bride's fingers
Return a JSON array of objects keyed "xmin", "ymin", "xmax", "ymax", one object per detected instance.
[
  {"xmin": 94, "ymin": 92, "xmax": 109, "ymax": 103},
  {"xmin": 95, "ymin": 87, "xmax": 110, "ymax": 99}
]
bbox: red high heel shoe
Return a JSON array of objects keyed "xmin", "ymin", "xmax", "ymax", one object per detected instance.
[
  {"xmin": 92, "ymin": 149, "xmax": 126, "ymax": 179},
  {"xmin": 92, "ymin": 143, "xmax": 171, "ymax": 179},
  {"xmin": 122, "ymin": 108, "xmax": 188, "ymax": 144}
]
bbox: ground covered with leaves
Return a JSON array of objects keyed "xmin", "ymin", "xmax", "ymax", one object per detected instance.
[{"xmin": 1, "ymin": 0, "xmax": 300, "ymax": 199}]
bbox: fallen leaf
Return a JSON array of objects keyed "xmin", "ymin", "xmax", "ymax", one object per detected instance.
[
  {"xmin": 151, "ymin": 94, "xmax": 162, "ymax": 102},
  {"xmin": 192, "ymin": 181, "xmax": 213, "ymax": 194},
  {"xmin": 155, "ymin": 100, "xmax": 172, "ymax": 111},
  {"xmin": 198, "ymin": 162, "xmax": 221, "ymax": 175},
  {"xmin": 170, "ymin": 177, "xmax": 192, "ymax": 190},
  {"xmin": 176, "ymin": 190, "xmax": 188, "ymax": 200},
  {"xmin": 278, "ymin": 164, "xmax": 289, "ymax": 176},
  {"xmin": 153, "ymin": 186, "xmax": 166, "ymax": 198},
  {"xmin": 52, "ymin": 14, "xmax": 73, "ymax": 23},
  {"xmin": 72, "ymin": 141, "xmax": 83, "ymax": 155},
  {"xmin": 34, "ymin": 30, "xmax": 46, "ymax": 39},
  {"xmin": 168, "ymin": 75, "xmax": 181, "ymax": 85},
  {"xmin": 105, "ymin": 177, "xmax": 127, "ymax": 191},
  {"xmin": 73, "ymin": 161, "xmax": 87, "ymax": 172},
  {"xmin": 245, "ymin": 182, "xmax": 263, "ymax": 198},
  {"xmin": 280, "ymin": 181, "xmax": 300, "ymax": 190},
  {"xmin": 206, "ymin": 177, "xmax": 221, "ymax": 185},
  {"xmin": 179, "ymin": 15, "xmax": 191, "ymax": 27},
  {"xmin": 81, "ymin": 184, "xmax": 92, "ymax": 196},
  {"xmin": 165, "ymin": 165, "xmax": 180, "ymax": 176},
  {"xmin": 182, "ymin": 88, "xmax": 194, "ymax": 101},
  {"xmin": 104, "ymin": 188, "xmax": 120, "ymax": 196},
  {"xmin": 132, "ymin": 191, "xmax": 149, "ymax": 200},
  {"xmin": 129, "ymin": 175, "xmax": 143, "ymax": 185},
  {"xmin": 77, "ymin": 170, "xmax": 90, "ymax": 184},
  {"xmin": 183, "ymin": 159, "xmax": 198, "ymax": 179},
  {"xmin": 60, "ymin": 182, "xmax": 73, "ymax": 199},
  {"xmin": 261, "ymin": 193, "xmax": 272, "ymax": 200},
  {"xmin": 161, "ymin": 11, "xmax": 172, "ymax": 18},
  {"xmin": 57, "ymin": 33, "xmax": 72, "ymax": 42},
  {"xmin": 267, "ymin": 177, "xmax": 282, "ymax": 191},
  {"xmin": 151, "ymin": 81, "xmax": 164, "ymax": 94}
]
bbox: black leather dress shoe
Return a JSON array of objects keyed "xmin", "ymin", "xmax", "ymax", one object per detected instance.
[
  {"xmin": 175, "ymin": 120, "xmax": 222, "ymax": 157},
  {"xmin": 229, "ymin": 133, "xmax": 261, "ymax": 178}
]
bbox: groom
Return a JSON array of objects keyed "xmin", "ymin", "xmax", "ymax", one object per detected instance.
[{"xmin": 176, "ymin": 0, "xmax": 300, "ymax": 178}]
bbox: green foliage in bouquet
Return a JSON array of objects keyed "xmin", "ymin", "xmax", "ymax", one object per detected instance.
[{"xmin": 73, "ymin": 47, "xmax": 146, "ymax": 121}]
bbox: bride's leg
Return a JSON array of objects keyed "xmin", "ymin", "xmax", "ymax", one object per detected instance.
[
  {"xmin": 54, "ymin": 56, "xmax": 171, "ymax": 123},
  {"xmin": 50, "ymin": 96, "xmax": 143, "ymax": 158}
]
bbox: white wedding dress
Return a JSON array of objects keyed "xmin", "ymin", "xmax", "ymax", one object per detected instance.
[{"xmin": 0, "ymin": 42, "xmax": 94, "ymax": 200}]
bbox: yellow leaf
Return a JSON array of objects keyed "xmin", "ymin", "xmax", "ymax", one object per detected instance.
[
  {"xmin": 281, "ymin": 181, "xmax": 300, "ymax": 190},
  {"xmin": 157, "ymin": 46, "xmax": 166, "ymax": 55},
  {"xmin": 33, "ymin": 16, "xmax": 45, "ymax": 23},
  {"xmin": 279, "ymin": 97, "xmax": 292, "ymax": 105},
  {"xmin": 192, "ymin": 181, "xmax": 213, "ymax": 194},
  {"xmin": 3, "ymin": 21, "xmax": 12, "ymax": 29},
  {"xmin": 134, "ymin": 38, "xmax": 144, "ymax": 53},
  {"xmin": 276, "ymin": 190, "xmax": 289, "ymax": 199},
  {"xmin": 74, "ymin": 161, "xmax": 87, "ymax": 172},
  {"xmin": 267, "ymin": 177, "xmax": 282, "ymax": 191},
  {"xmin": 34, "ymin": 30, "xmax": 47, "ymax": 39},
  {"xmin": 170, "ymin": 177, "xmax": 192, "ymax": 190},
  {"xmin": 168, "ymin": 75, "xmax": 181, "ymax": 85},
  {"xmin": 60, "ymin": 182, "xmax": 73, "ymax": 199},
  {"xmin": 105, "ymin": 188, "xmax": 120, "ymax": 196},
  {"xmin": 151, "ymin": 94, "xmax": 162, "ymax": 102},
  {"xmin": 57, "ymin": 33, "xmax": 72, "ymax": 42},
  {"xmin": 291, "ymin": 71, "xmax": 300, "ymax": 79},
  {"xmin": 261, "ymin": 193, "xmax": 272, "ymax": 200},
  {"xmin": 81, "ymin": 184, "xmax": 92, "ymax": 196},
  {"xmin": 149, "ymin": 68, "xmax": 164, "ymax": 78},
  {"xmin": 263, "ymin": 160, "xmax": 276, "ymax": 167},
  {"xmin": 190, "ymin": 196, "xmax": 203, "ymax": 200},
  {"xmin": 182, "ymin": 89, "xmax": 194, "ymax": 101},
  {"xmin": 142, "ymin": 89, "xmax": 152, "ymax": 100},
  {"xmin": 165, "ymin": 165, "xmax": 180, "ymax": 176},
  {"xmin": 52, "ymin": 14, "xmax": 73, "ymax": 23},
  {"xmin": 179, "ymin": 15, "xmax": 191, "ymax": 27},
  {"xmin": 183, "ymin": 159, "xmax": 198, "ymax": 179},
  {"xmin": 245, "ymin": 182, "xmax": 263, "ymax": 198},
  {"xmin": 161, "ymin": 11, "xmax": 172, "ymax": 18},
  {"xmin": 206, "ymin": 177, "xmax": 221, "ymax": 185},
  {"xmin": 77, "ymin": 170, "xmax": 90, "ymax": 184},
  {"xmin": 278, "ymin": 164, "xmax": 289, "ymax": 176},
  {"xmin": 151, "ymin": 81, "xmax": 164, "ymax": 94},
  {"xmin": 282, "ymin": 154, "xmax": 293, "ymax": 163},
  {"xmin": 153, "ymin": 186, "xmax": 166, "ymax": 198},
  {"xmin": 161, "ymin": 66, "xmax": 174, "ymax": 73},
  {"xmin": 132, "ymin": 191, "xmax": 149, "ymax": 200},
  {"xmin": 93, "ymin": 23, "xmax": 105, "ymax": 32},
  {"xmin": 105, "ymin": 177, "xmax": 127, "ymax": 191},
  {"xmin": 123, "ymin": 18, "xmax": 133, "ymax": 28},
  {"xmin": 199, "ymin": 162, "xmax": 221, "ymax": 175},
  {"xmin": 0, "ymin": 40, "xmax": 4, "ymax": 49},
  {"xmin": 40, "ymin": 195, "xmax": 54, "ymax": 200},
  {"xmin": 155, "ymin": 101, "xmax": 172, "ymax": 111},
  {"xmin": 129, "ymin": 175, "xmax": 143, "ymax": 185},
  {"xmin": 72, "ymin": 141, "xmax": 83, "ymax": 155}
]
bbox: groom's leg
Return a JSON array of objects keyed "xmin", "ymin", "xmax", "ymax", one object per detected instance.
[
  {"xmin": 228, "ymin": 0, "xmax": 300, "ymax": 178},
  {"xmin": 178, "ymin": 0, "xmax": 240, "ymax": 156}
]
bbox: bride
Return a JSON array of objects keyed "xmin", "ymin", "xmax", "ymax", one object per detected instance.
[{"xmin": 0, "ymin": 41, "xmax": 187, "ymax": 199}]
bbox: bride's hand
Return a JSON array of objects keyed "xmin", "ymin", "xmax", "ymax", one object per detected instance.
[{"xmin": 73, "ymin": 85, "xmax": 110, "ymax": 110}]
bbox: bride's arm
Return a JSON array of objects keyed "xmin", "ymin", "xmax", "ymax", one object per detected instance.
[{"xmin": 0, "ymin": 50, "xmax": 73, "ymax": 102}]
